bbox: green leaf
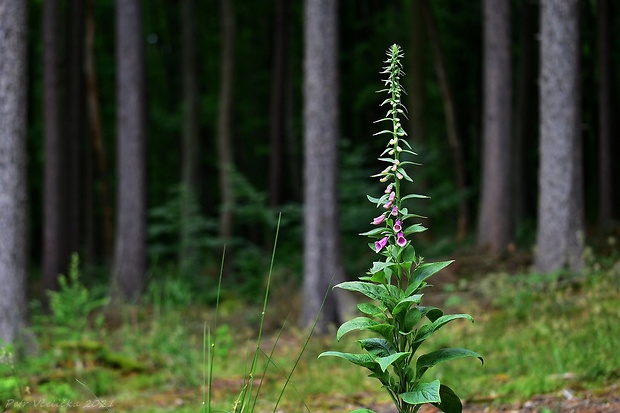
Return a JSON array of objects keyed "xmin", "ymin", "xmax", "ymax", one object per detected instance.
[
  {"xmin": 357, "ymin": 338, "xmax": 395, "ymax": 357},
  {"xmin": 416, "ymin": 348, "xmax": 483, "ymax": 379},
  {"xmin": 400, "ymin": 379, "xmax": 441, "ymax": 405},
  {"xmin": 336, "ymin": 281, "xmax": 387, "ymax": 302},
  {"xmin": 401, "ymin": 244, "xmax": 416, "ymax": 263},
  {"xmin": 349, "ymin": 409, "xmax": 377, "ymax": 413},
  {"xmin": 418, "ymin": 306, "xmax": 444, "ymax": 322},
  {"xmin": 431, "ymin": 314, "xmax": 474, "ymax": 332},
  {"xmin": 413, "ymin": 324, "xmax": 433, "ymax": 343},
  {"xmin": 396, "ymin": 167, "xmax": 414, "ymax": 182},
  {"xmin": 360, "ymin": 270, "xmax": 386, "ymax": 284},
  {"xmin": 337, "ymin": 317, "xmax": 380, "ymax": 341},
  {"xmin": 359, "ymin": 227, "xmax": 388, "ymax": 237},
  {"xmin": 357, "ymin": 303, "xmax": 385, "ymax": 318},
  {"xmin": 402, "ymin": 307, "xmax": 422, "ymax": 333},
  {"xmin": 411, "ymin": 261, "xmax": 454, "ymax": 286},
  {"xmin": 318, "ymin": 351, "xmax": 376, "ymax": 369},
  {"xmin": 367, "ymin": 194, "xmax": 388, "ymax": 206},
  {"xmin": 369, "ymin": 261, "xmax": 395, "ymax": 275},
  {"xmin": 367, "ymin": 323, "xmax": 395, "ymax": 340},
  {"xmin": 432, "ymin": 385, "xmax": 462, "ymax": 413},
  {"xmin": 393, "ymin": 294, "xmax": 423, "ymax": 318},
  {"xmin": 376, "ymin": 352, "xmax": 410, "ymax": 372},
  {"xmin": 401, "ymin": 193, "xmax": 429, "ymax": 201},
  {"xmin": 404, "ymin": 224, "xmax": 427, "ymax": 236}
]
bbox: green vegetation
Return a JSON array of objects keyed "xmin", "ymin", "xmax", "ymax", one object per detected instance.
[
  {"xmin": 1, "ymin": 248, "xmax": 618, "ymax": 411},
  {"xmin": 320, "ymin": 45, "xmax": 482, "ymax": 413}
]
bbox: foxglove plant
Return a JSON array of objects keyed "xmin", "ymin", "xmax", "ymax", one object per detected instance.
[{"xmin": 319, "ymin": 44, "xmax": 482, "ymax": 413}]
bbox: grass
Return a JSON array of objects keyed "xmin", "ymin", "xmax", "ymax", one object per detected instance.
[{"xmin": 1, "ymin": 252, "xmax": 619, "ymax": 412}]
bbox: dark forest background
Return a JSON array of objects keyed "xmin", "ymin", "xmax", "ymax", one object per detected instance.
[{"xmin": 11, "ymin": 0, "xmax": 620, "ymax": 326}]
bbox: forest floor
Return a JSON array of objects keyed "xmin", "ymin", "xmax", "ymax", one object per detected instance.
[{"xmin": 3, "ymin": 247, "xmax": 620, "ymax": 412}]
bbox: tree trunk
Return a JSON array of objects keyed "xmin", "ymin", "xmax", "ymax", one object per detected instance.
[
  {"xmin": 0, "ymin": 0, "xmax": 28, "ymax": 345},
  {"xmin": 217, "ymin": 0, "xmax": 236, "ymax": 276},
  {"xmin": 112, "ymin": 0, "xmax": 147, "ymax": 302},
  {"xmin": 179, "ymin": 0, "xmax": 201, "ymax": 274},
  {"xmin": 477, "ymin": 0, "xmax": 513, "ymax": 254},
  {"xmin": 85, "ymin": 0, "xmax": 114, "ymax": 260},
  {"xmin": 597, "ymin": 0, "xmax": 613, "ymax": 229},
  {"xmin": 269, "ymin": 0, "xmax": 291, "ymax": 208},
  {"xmin": 300, "ymin": 0, "xmax": 342, "ymax": 331},
  {"xmin": 513, "ymin": 0, "xmax": 539, "ymax": 227},
  {"xmin": 43, "ymin": 0, "xmax": 69, "ymax": 293},
  {"xmin": 535, "ymin": 0, "xmax": 583, "ymax": 273},
  {"xmin": 66, "ymin": 0, "xmax": 86, "ymax": 259},
  {"xmin": 423, "ymin": 0, "xmax": 469, "ymax": 241}
]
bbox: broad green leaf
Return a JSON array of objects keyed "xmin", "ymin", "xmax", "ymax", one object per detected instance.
[
  {"xmin": 337, "ymin": 317, "xmax": 379, "ymax": 341},
  {"xmin": 357, "ymin": 302, "xmax": 385, "ymax": 318},
  {"xmin": 336, "ymin": 281, "xmax": 387, "ymax": 302},
  {"xmin": 411, "ymin": 261, "xmax": 454, "ymax": 286},
  {"xmin": 400, "ymin": 379, "xmax": 441, "ymax": 405},
  {"xmin": 416, "ymin": 348, "xmax": 483, "ymax": 379},
  {"xmin": 318, "ymin": 351, "xmax": 376, "ymax": 369},
  {"xmin": 401, "ymin": 244, "xmax": 416, "ymax": 263},
  {"xmin": 413, "ymin": 324, "xmax": 433, "ymax": 343},
  {"xmin": 369, "ymin": 261, "xmax": 395, "ymax": 275},
  {"xmin": 418, "ymin": 306, "xmax": 444, "ymax": 322},
  {"xmin": 432, "ymin": 384, "xmax": 462, "ymax": 413},
  {"xmin": 349, "ymin": 409, "xmax": 377, "ymax": 413},
  {"xmin": 393, "ymin": 295, "xmax": 423, "ymax": 318},
  {"xmin": 357, "ymin": 338, "xmax": 395, "ymax": 357},
  {"xmin": 367, "ymin": 323, "xmax": 395, "ymax": 340},
  {"xmin": 404, "ymin": 224, "xmax": 427, "ymax": 236},
  {"xmin": 402, "ymin": 307, "xmax": 422, "ymax": 333},
  {"xmin": 376, "ymin": 351, "xmax": 410, "ymax": 372},
  {"xmin": 431, "ymin": 314, "xmax": 474, "ymax": 332}
]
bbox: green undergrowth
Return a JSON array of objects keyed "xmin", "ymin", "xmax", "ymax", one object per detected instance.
[{"xmin": 1, "ymin": 253, "xmax": 619, "ymax": 411}]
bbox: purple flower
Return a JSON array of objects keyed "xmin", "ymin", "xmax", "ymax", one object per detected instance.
[
  {"xmin": 372, "ymin": 214, "xmax": 386, "ymax": 225},
  {"xmin": 383, "ymin": 200, "xmax": 393, "ymax": 209},
  {"xmin": 375, "ymin": 236, "xmax": 389, "ymax": 252},
  {"xmin": 389, "ymin": 191, "xmax": 396, "ymax": 201},
  {"xmin": 384, "ymin": 184, "xmax": 393, "ymax": 194},
  {"xmin": 393, "ymin": 219, "xmax": 402, "ymax": 232},
  {"xmin": 391, "ymin": 206, "xmax": 398, "ymax": 216},
  {"xmin": 396, "ymin": 232, "xmax": 407, "ymax": 247}
]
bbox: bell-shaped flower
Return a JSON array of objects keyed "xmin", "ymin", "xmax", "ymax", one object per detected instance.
[
  {"xmin": 383, "ymin": 200, "xmax": 393, "ymax": 209},
  {"xmin": 393, "ymin": 219, "xmax": 402, "ymax": 232},
  {"xmin": 372, "ymin": 214, "xmax": 386, "ymax": 225},
  {"xmin": 396, "ymin": 232, "xmax": 407, "ymax": 247},
  {"xmin": 375, "ymin": 236, "xmax": 389, "ymax": 252},
  {"xmin": 391, "ymin": 206, "xmax": 398, "ymax": 216}
]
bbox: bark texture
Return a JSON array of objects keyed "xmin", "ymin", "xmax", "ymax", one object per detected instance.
[
  {"xmin": 0, "ymin": 0, "xmax": 28, "ymax": 345},
  {"xmin": 112, "ymin": 0, "xmax": 147, "ymax": 302},
  {"xmin": 300, "ymin": 0, "xmax": 342, "ymax": 330},
  {"xmin": 477, "ymin": 0, "xmax": 513, "ymax": 254},
  {"xmin": 535, "ymin": 0, "xmax": 584, "ymax": 273}
]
